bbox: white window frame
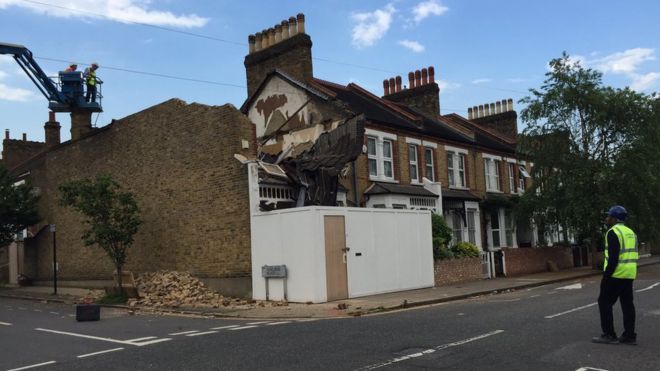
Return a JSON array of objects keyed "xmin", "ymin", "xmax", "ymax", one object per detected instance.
[
  {"xmin": 487, "ymin": 207, "xmax": 517, "ymax": 249},
  {"xmin": 408, "ymin": 144, "xmax": 419, "ymax": 183},
  {"xmin": 367, "ymin": 136, "xmax": 378, "ymax": 177},
  {"xmin": 483, "ymin": 154, "xmax": 502, "ymax": 192},
  {"xmin": 518, "ymin": 164, "xmax": 530, "ymax": 192},
  {"xmin": 365, "ymin": 129, "xmax": 398, "ymax": 182},
  {"xmin": 508, "ymin": 163, "xmax": 516, "ymax": 194},
  {"xmin": 424, "ymin": 147, "xmax": 435, "ymax": 182},
  {"xmin": 446, "ymin": 145, "xmax": 468, "ymax": 189}
]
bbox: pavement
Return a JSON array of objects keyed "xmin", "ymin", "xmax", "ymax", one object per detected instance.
[{"xmin": 2, "ymin": 255, "xmax": 659, "ymax": 319}]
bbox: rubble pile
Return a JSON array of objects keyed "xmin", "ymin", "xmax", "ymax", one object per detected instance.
[{"xmin": 128, "ymin": 270, "xmax": 288, "ymax": 309}]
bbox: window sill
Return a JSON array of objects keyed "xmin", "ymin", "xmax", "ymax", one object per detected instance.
[
  {"xmin": 449, "ymin": 186, "xmax": 470, "ymax": 191},
  {"xmin": 369, "ymin": 177, "xmax": 399, "ymax": 184}
]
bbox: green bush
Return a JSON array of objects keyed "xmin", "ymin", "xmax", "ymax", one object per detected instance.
[
  {"xmin": 451, "ymin": 241, "xmax": 480, "ymax": 258},
  {"xmin": 431, "ymin": 214, "xmax": 453, "ymax": 260}
]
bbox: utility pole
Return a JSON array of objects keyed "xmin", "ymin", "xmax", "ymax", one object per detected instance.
[{"xmin": 50, "ymin": 224, "xmax": 57, "ymax": 295}]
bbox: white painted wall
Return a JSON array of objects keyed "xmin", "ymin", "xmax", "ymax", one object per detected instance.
[{"xmin": 250, "ymin": 206, "xmax": 434, "ymax": 303}]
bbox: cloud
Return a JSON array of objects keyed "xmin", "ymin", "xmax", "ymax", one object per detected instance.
[
  {"xmin": 0, "ymin": 83, "xmax": 36, "ymax": 102},
  {"xmin": 397, "ymin": 40, "xmax": 425, "ymax": 53},
  {"xmin": 438, "ymin": 80, "xmax": 460, "ymax": 91},
  {"xmin": 590, "ymin": 48, "xmax": 655, "ymax": 74},
  {"xmin": 0, "ymin": 70, "xmax": 7, "ymax": 80},
  {"xmin": 471, "ymin": 78, "xmax": 491, "ymax": 85},
  {"xmin": 0, "ymin": 0, "xmax": 208, "ymax": 28},
  {"xmin": 630, "ymin": 72, "xmax": 660, "ymax": 91},
  {"xmin": 412, "ymin": 0, "xmax": 448, "ymax": 23},
  {"xmin": 351, "ymin": 4, "xmax": 396, "ymax": 48}
]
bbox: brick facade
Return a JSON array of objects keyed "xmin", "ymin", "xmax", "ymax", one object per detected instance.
[
  {"xmin": 502, "ymin": 247, "xmax": 573, "ymax": 276},
  {"xmin": 434, "ymin": 257, "xmax": 482, "ymax": 285},
  {"xmin": 10, "ymin": 99, "xmax": 256, "ymax": 295},
  {"xmin": 1, "ymin": 137, "xmax": 45, "ymax": 170}
]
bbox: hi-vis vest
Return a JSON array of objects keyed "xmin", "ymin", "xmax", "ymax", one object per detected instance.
[
  {"xmin": 604, "ymin": 223, "xmax": 638, "ymax": 279},
  {"xmin": 86, "ymin": 69, "xmax": 96, "ymax": 86}
]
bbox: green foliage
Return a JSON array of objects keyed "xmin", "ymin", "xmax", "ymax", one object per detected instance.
[
  {"xmin": 518, "ymin": 52, "xmax": 659, "ymax": 245},
  {"xmin": 451, "ymin": 242, "xmax": 480, "ymax": 258},
  {"xmin": 97, "ymin": 293, "xmax": 128, "ymax": 304},
  {"xmin": 0, "ymin": 166, "xmax": 41, "ymax": 246},
  {"xmin": 431, "ymin": 214, "xmax": 453, "ymax": 259},
  {"xmin": 59, "ymin": 175, "xmax": 142, "ymax": 293}
]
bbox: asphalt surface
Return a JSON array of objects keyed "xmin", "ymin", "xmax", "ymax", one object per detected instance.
[{"xmin": 2, "ymin": 264, "xmax": 659, "ymax": 371}]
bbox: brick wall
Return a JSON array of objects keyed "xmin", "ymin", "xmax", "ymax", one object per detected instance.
[
  {"xmin": 384, "ymin": 83, "xmax": 440, "ymax": 119},
  {"xmin": 2, "ymin": 138, "xmax": 46, "ymax": 170},
  {"xmin": 16, "ymin": 99, "xmax": 256, "ymax": 290},
  {"xmin": 503, "ymin": 247, "xmax": 573, "ymax": 276},
  {"xmin": 434, "ymin": 257, "xmax": 482, "ymax": 285}
]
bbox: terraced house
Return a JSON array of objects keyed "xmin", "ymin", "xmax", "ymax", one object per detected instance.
[{"xmin": 242, "ymin": 14, "xmax": 534, "ymax": 253}]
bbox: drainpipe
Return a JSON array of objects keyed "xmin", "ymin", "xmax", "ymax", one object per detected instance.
[{"xmin": 352, "ymin": 160, "xmax": 360, "ymax": 206}]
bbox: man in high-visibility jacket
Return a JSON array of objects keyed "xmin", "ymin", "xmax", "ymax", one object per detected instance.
[
  {"xmin": 83, "ymin": 62, "xmax": 102, "ymax": 103},
  {"xmin": 592, "ymin": 205, "xmax": 638, "ymax": 345}
]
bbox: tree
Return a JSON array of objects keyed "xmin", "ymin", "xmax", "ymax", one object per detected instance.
[
  {"xmin": 518, "ymin": 53, "xmax": 658, "ymax": 263},
  {"xmin": 59, "ymin": 176, "xmax": 142, "ymax": 296},
  {"xmin": 0, "ymin": 165, "xmax": 40, "ymax": 247}
]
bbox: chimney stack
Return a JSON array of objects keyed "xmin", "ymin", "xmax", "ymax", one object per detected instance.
[
  {"xmin": 382, "ymin": 66, "xmax": 440, "ymax": 118},
  {"xmin": 70, "ymin": 109, "xmax": 92, "ymax": 140},
  {"xmin": 468, "ymin": 98, "xmax": 518, "ymax": 141},
  {"xmin": 244, "ymin": 13, "xmax": 313, "ymax": 97},
  {"xmin": 4, "ymin": 129, "xmax": 8, "ymax": 140},
  {"xmin": 44, "ymin": 111, "xmax": 61, "ymax": 147}
]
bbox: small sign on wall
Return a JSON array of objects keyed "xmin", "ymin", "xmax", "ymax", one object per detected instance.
[{"xmin": 262, "ymin": 264, "xmax": 287, "ymax": 278}]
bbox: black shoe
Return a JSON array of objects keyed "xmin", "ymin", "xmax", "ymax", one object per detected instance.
[
  {"xmin": 592, "ymin": 334, "xmax": 618, "ymax": 344},
  {"xmin": 618, "ymin": 336, "xmax": 637, "ymax": 345}
]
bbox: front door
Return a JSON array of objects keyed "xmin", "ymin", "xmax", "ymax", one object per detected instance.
[{"xmin": 324, "ymin": 215, "xmax": 348, "ymax": 301}]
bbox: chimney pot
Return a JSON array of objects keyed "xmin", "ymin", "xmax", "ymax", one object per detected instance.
[
  {"xmin": 274, "ymin": 24, "xmax": 282, "ymax": 43},
  {"xmin": 414, "ymin": 70, "xmax": 421, "ymax": 88},
  {"xmin": 255, "ymin": 32, "xmax": 263, "ymax": 51},
  {"xmin": 4, "ymin": 129, "xmax": 8, "ymax": 140},
  {"xmin": 484, "ymin": 104, "xmax": 490, "ymax": 116},
  {"xmin": 408, "ymin": 72, "xmax": 415, "ymax": 89},
  {"xmin": 388, "ymin": 78, "xmax": 395, "ymax": 94},
  {"xmin": 383, "ymin": 79, "xmax": 390, "ymax": 95},
  {"xmin": 281, "ymin": 20, "xmax": 290, "ymax": 39},
  {"xmin": 490, "ymin": 103, "xmax": 496, "ymax": 115},
  {"xmin": 495, "ymin": 101, "xmax": 502, "ymax": 113},
  {"xmin": 248, "ymin": 34, "xmax": 256, "ymax": 54},
  {"xmin": 296, "ymin": 13, "xmax": 305, "ymax": 34},
  {"xmin": 288, "ymin": 16, "xmax": 297, "ymax": 35},
  {"xmin": 49, "ymin": 111, "xmax": 56, "ymax": 122},
  {"xmin": 395, "ymin": 75, "xmax": 402, "ymax": 92},
  {"xmin": 268, "ymin": 28, "xmax": 276, "ymax": 46},
  {"xmin": 428, "ymin": 66, "xmax": 435, "ymax": 83},
  {"xmin": 478, "ymin": 105, "xmax": 485, "ymax": 118},
  {"xmin": 261, "ymin": 29, "xmax": 269, "ymax": 48},
  {"xmin": 421, "ymin": 68, "xmax": 428, "ymax": 85},
  {"xmin": 468, "ymin": 107, "xmax": 473, "ymax": 119},
  {"xmin": 22, "ymin": 133, "xmax": 27, "ymax": 141},
  {"xmin": 507, "ymin": 98, "xmax": 514, "ymax": 111}
]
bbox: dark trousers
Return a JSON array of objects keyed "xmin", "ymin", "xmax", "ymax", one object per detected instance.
[
  {"xmin": 598, "ymin": 277, "xmax": 636, "ymax": 338},
  {"xmin": 85, "ymin": 84, "xmax": 97, "ymax": 102}
]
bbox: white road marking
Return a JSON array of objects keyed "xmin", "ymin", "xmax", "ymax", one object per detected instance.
[
  {"xmin": 186, "ymin": 331, "xmax": 218, "ymax": 337},
  {"xmin": 7, "ymin": 361, "xmax": 56, "ymax": 370},
  {"xmin": 356, "ymin": 330, "xmax": 505, "ymax": 370},
  {"xmin": 545, "ymin": 303, "xmax": 597, "ymax": 319},
  {"xmin": 576, "ymin": 367, "xmax": 608, "ymax": 371},
  {"xmin": 125, "ymin": 336, "xmax": 157, "ymax": 342},
  {"xmin": 168, "ymin": 330, "xmax": 199, "ymax": 336},
  {"xmin": 49, "ymin": 312, "xmax": 59, "ymax": 315},
  {"xmin": 266, "ymin": 321, "xmax": 291, "ymax": 326},
  {"xmin": 35, "ymin": 328, "xmax": 170, "ymax": 347},
  {"xmin": 77, "ymin": 347, "xmax": 124, "ymax": 358},
  {"xmin": 0, "ymin": 321, "xmax": 12, "ymax": 326},
  {"xmin": 295, "ymin": 319, "xmax": 318, "ymax": 322},
  {"xmin": 229, "ymin": 325, "xmax": 258, "ymax": 331},
  {"xmin": 246, "ymin": 321, "xmax": 271, "ymax": 325},
  {"xmin": 530, "ymin": 295, "xmax": 541, "ymax": 298},
  {"xmin": 636, "ymin": 281, "xmax": 660, "ymax": 293},
  {"xmin": 33, "ymin": 309, "xmax": 42, "ymax": 312},
  {"xmin": 210, "ymin": 325, "xmax": 240, "ymax": 330},
  {"xmin": 557, "ymin": 283, "xmax": 583, "ymax": 290}
]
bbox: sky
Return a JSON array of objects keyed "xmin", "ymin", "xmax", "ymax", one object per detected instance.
[{"xmin": 1, "ymin": 0, "xmax": 659, "ymax": 144}]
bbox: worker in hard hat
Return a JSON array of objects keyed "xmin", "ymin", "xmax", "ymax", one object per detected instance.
[
  {"xmin": 64, "ymin": 63, "xmax": 77, "ymax": 72},
  {"xmin": 592, "ymin": 205, "xmax": 638, "ymax": 345},
  {"xmin": 83, "ymin": 62, "xmax": 102, "ymax": 103}
]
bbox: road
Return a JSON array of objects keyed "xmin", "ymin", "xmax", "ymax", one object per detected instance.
[{"xmin": 2, "ymin": 264, "xmax": 659, "ymax": 371}]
